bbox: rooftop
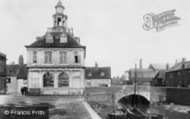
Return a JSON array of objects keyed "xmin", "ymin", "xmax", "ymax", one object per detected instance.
[
  {"xmin": 25, "ymin": 32, "xmax": 85, "ymax": 49},
  {"xmin": 85, "ymin": 67, "xmax": 111, "ymax": 79},
  {"xmin": 167, "ymin": 61, "xmax": 190, "ymax": 72}
]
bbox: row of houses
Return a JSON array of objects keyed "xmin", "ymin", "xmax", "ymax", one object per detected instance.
[
  {"xmin": 127, "ymin": 59, "xmax": 190, "ymax": 88},
  {"xmin": 127, "ymin": 59, "xmax": 169, "ymax": 85}
]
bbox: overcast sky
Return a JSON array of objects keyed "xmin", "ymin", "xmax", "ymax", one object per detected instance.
[{"xmin": 0, "ymin": 0, "xmax": 190, "ymax": 77}]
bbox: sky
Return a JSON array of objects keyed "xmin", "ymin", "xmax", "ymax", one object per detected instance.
[{"xmin": 0, "ymin": 0, "xmax": 190, "ymax": 77}]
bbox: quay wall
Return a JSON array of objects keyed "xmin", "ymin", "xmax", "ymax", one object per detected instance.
[{"xmin": 150, "ymin": 87, "xmax": 190, "ymax": 105}]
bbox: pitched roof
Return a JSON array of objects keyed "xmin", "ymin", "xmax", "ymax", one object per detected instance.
[
  {"xmin": 167, "ymin": 61, "xmax": 190, "ymax": 72},
  {"xmin": 7, "ymin": 64, "xmax": 27, "ymax": 79},
  {"xmin": 17, "ymin": 65, "xmax": 27, "ymax": 79},
  {"xmin": 153, "ymin": 70, "xmax": 166, "ymax": 80},
  {"xmin": 129, "ymin": 68, "xmax": 153, "ymax": 72},
  {"xmin": 25, "ymin": 32, "xmax": 86, "ymax": 49},
  {"xmin": 129, "ymin": 68, "xmax": 158, "ymax": 82},
  {"xmin": 6, "ymin": 64, "xmax": 20, "ymax": 76},
  {"xmin": 149, "ymin": 64, "xmax": 167, "ymax": 70},
  {"xmin": 85, "ymin": 67, "xmax": 111, "ymax": 79}
]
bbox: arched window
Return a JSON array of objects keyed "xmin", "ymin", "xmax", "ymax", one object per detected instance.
[
  {"xmin": 57, "ymin": 17, "xmax": 61, "ymax": 26},
  {"xmin": 58, "ymin": 72, "xmax": 69, "ymax": 87},
  {"xmin": 43, "ymin": 72, "xmax": 54, "ymax": 87}
]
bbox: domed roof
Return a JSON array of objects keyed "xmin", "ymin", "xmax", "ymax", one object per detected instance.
[{"xmin": 55, "ymin": 0, "xmax": 65, "ymax": 9}]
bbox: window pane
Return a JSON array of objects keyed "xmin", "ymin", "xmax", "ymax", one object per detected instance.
[
  {"xmin": 63, "ymin": 52, "xmax": 67, "ymax": 63},
  {"xmin": 33, "ymin": 51, "xmax": 37, "ymax": 63},
  {"xmin": 45, "ymin": 51, "xmax": 52, "ymax": 63},
  {"xmin": 60, "ymin": 51, "xmax": 67, "ymax": 63},
  {"xmin": 58, "ymin": 72, "xmax": 69, "ymax": 87},
  {"xmin": 43, "ymin": 72, "xmax": 54, "ymax": 87},
  {"xmin": 60, "ymin": 36, "xmax": 67, "ymax": 43},
  {"xmin": 74, "ymin": 51, "xmax": 80, "ymax": 63}
]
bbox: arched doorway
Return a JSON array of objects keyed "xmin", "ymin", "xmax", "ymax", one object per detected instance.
[
  {"xmin": 58, "ymin": 72, "xmax": 69, "ymax": 87},
  {"xmin": 43, "ymin": 72, "xmax": 54, "ymax": 87}
]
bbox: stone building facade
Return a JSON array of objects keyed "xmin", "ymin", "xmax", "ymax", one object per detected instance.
[{"xmin": 25, "ymin": 0, "xmax": 86, "ymax": 95}]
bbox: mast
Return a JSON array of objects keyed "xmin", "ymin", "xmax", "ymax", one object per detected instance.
[
  {"xmin": 134, "ymin": 64, "xmax": 137, "ymax": 107},
  {"xmin": 134, "ymin": 64, "xmax": 137, "ymax": 95}
]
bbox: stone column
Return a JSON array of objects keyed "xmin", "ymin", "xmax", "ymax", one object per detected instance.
[
  {"xmin": 54, "ymin": 70, "xmax": 58, "ymax": 88},
  {"xmin": 69, "ymin": 70, "xmax": 72, "ymax": 94}
]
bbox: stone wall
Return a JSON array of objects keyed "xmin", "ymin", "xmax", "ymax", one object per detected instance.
[
  {"xmin": 85, "ymin": 92, "xmax": 114, "ymax": 106},
  {"xmin": 150, "ymin": 87, "xmax": 190, "ymax": 105},
  {"xmin": 151, "ymin": 104, "xmax": 190, "ymax": 119},
  {"xmin": 166, "ymin": 88, "xmax": 190, "ymax": 105},
  {"xmin": 150, "ymin": 87, "xmax": 167, "ymax": 103},
  {"xmin": 0, "ymin": 77, "xmax": 6, "ymax": 94}
]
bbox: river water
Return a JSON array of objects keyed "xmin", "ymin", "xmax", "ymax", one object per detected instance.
[{"xmin": 104, "ymin": 104, "xmax": 150, "ymax": 119}]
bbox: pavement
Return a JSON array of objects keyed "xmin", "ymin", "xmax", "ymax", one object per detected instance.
[
  {"xmin": 0, "ymin": 94, "xmax": 93, "ymax": 119},
  {"xmin": 83, "ymin": 101, "xmax": 101, "ymax": 119}
]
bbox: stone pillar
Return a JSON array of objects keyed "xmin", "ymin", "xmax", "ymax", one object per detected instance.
[
  {"xmin": 54, "ymin": 70, "xmax": 58, "ymax": 88},
  {"xmin": 69, "ymin": 70, "xmax": 72, "ymax": 94},
  {"xmin": 39, "ymin": 70, "xmax": 43, "ymax": 88}
]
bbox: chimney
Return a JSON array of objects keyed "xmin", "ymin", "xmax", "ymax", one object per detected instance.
[
  {"xmin": 71, "ymin": 27, "xmax": 74, "ymax": 36},
  {"xmin": 182, "ymin": 58, "xmax": 186, "ymax": 63},
  {"xmin": 95, "ymin": 62, "xmax": 98, "ymax": 68},
  {"xmin": 19, "ymin": 55, "xmax": 24, "ymax": 65},
  {"xmin": 182, "ymin": 58, "xmax": 186, "ymax": 69},
  {"xmin": 166, "ymin": 63, "xmax": 169, "ymax": 70},
  {"xmin": 139, "ymin": 59, "xmax": 142, "ymax": 69}
]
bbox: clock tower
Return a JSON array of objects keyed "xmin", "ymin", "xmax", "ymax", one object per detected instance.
[{"xmin": 53, "ymin": 0, "xmax": 68, "ymax": 28}]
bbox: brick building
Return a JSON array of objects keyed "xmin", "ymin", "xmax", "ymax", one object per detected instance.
[{"xmin": 166, "ymin": 60, "xmax": 190, "ymax": 87}]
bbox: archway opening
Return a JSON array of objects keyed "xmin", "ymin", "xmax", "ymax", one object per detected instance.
[
  {"xmin": 43, "ymin": 72, "xmax": 54, "ymax": 87},
  {"xmin": 57, "ymin": 18, "xmax": 61, "ymax": 26},
  {"xmin": 58, "ymin": 72, "xmax": 69, "ymax": 87},
  {"xmin": 118, "ymin": 94, "xmax": 150, "ymax": 112}
]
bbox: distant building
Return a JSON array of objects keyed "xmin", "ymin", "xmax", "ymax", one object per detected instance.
[
  {"xmin": 166, "ymin": 59, "xmax": 190, "ymax": 87},
  {"xmin": 112, "ymin": 76, "xmax": 122, "ymax": 85},
  {"xmin": 6, "ymin": 55, "xmax": 27, "ymax": 94},
  {"xmin": 149, "ymin": 63, "xmax": 169, "ymax": 71},
  {"xmin": 128, "ymin": 68, "xmax": 157, "ymax": 85},
  {"xmin": 151, "ymin": 70, "xmax": 166, "ymax": 86},
  {"xmin": 0, "ymin": 53, "xmax": 6, "ymax": 94},
  {"xmin": 85, "ymin": 63, "xmax": 111, "ymax": 87},
  {"xmin": 128, "ymin": 59, "xmax": 169, "ymax": 85},
  {"xmin": 25, "ymin": 1, "xmax": 86, "ymax": 95}
]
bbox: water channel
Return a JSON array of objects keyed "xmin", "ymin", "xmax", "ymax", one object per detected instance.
[{"xmin": 99, "ymin": 94, "xmax": 190, "ymax": 119}]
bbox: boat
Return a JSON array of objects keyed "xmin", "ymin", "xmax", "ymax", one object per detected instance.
[
  {"xmin": 108, "ymin": 64, "xmax": 165, "ymax": 119},
  {"xmin": 108, "ymin": 108, "xmax": 127, "ymax": 119}
]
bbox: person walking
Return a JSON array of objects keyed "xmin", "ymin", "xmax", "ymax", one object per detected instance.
[{"xmin": 21, "ymin": 87, "xmax": 24, "ymax": 95}]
